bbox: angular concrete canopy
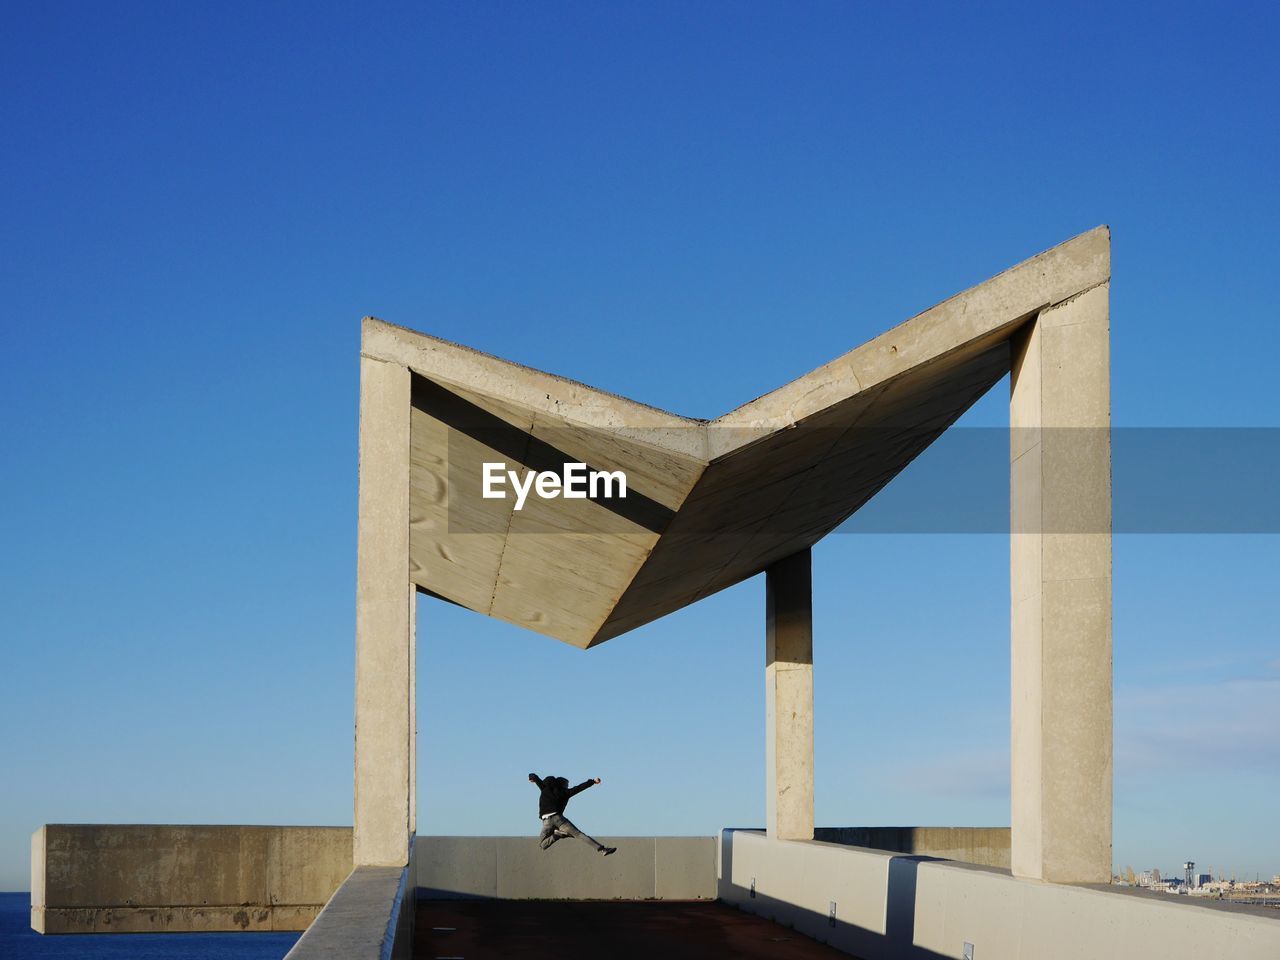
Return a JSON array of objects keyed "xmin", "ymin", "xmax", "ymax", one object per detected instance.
[{"xmin": 361, "ymin": 226, "xmax": 1109, "ymax": 649}]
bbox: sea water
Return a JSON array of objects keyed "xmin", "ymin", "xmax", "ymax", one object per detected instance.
[{"xmin": 0, "ymin": 894, "xmax": 299, "ymax": 960}]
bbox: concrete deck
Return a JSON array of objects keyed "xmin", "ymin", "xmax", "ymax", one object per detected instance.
[{"xmin": 415, "ymin": 900, "xmax": 855, "ymax": 959}]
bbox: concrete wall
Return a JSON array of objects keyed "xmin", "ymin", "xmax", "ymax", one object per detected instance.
[
  {"xmin": 814, "ymin": 828, "xmax": 1010, "ymax": 870},
  {"xmin": 415, "ymin": 836, "xmax": 715, "ymax": 900},
  {"xmin": 31, "ymin": 824, "xmax": 351, "ymax": 934},
  {"xmin": 720, "ymin": 829, "xmax": 1280, "ymax": 960}
]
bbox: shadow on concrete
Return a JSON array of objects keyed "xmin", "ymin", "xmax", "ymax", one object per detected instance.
[
  {"xmin": 720, "ymin": 832, "xmax": 957, "ymax": 960},
  {"xmin": 416, "ymin": 899, "xmax": 854, "ymax": 959},
  {"xmin": 725, "ymin": 887, "xmax": 953, "ymax": 960},
  {"xmin": 884, "ymin": 856, "xmax": 950, "ymax": 958},
  {"xmin": 412, "ymin": 373, "xmax": 676, "ymax": 534},
  {"xmin": 415, "ymin": 886, "xmax": 490, "ymax": 901}
]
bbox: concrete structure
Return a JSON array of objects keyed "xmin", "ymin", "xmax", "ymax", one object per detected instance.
[
  {"xmin": 358, "ymin": 224, "xmax": 1113, "ymax": 885},
  {"xmin": 30, "ymin": 825, "xmax": 350, "ymax": 934},
  {"xmin": 34, "ymin": 227, "xmax": 1279, "ymax": 956},
  {"xmin": 365, "ymin": 227, "xmax": 1111, "ymax": 651}
]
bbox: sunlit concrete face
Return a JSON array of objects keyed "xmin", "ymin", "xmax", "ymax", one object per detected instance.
[
  {"xmin": 1010, "ymin": 282, "xmax": 1112, "ymax": 883},
  {"xmin": 354, "ymin": 355, "xmax": 414, "ymax": 868}
]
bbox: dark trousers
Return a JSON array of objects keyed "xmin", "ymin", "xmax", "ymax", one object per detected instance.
[{"xmin": 538, "ymin": 813, "xmax": 605, "ymax": 852}]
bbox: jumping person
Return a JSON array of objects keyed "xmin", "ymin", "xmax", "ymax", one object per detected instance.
[{"xmin": 528, "ymin": 773, "xmax": 617, "ymax": 856}]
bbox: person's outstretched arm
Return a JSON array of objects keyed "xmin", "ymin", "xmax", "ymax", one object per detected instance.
[
  {"xmin": 568, "ymin": 777, "xmax": 601, "ymax": 798},
  {"xmin": 528, "ymin": 773, "xmax": 545, "ymax": 788}
]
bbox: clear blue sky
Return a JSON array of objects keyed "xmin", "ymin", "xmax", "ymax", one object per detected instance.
[{"xmin": 2, "ymin": 1, "xmax": 1278, "ymax": 891}]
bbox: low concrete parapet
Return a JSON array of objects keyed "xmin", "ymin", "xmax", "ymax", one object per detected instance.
[
  {"xmin": 283, "ymin": 863, "xmax": 413, "ymax": 960},
  {"xmin": 814, "ymin": 827, "xmax": 1010, "ymax": 870},
  {"xmin": 30, "ymin": 824, "xmax": 351, "ymax": 934},
  {"xmin": 720, "ymin": 829, "xmax": 1280, "ymax": 959},
  {"xmin": 415, "ymin": 836, "xmax": 716, "ymax": 900}
]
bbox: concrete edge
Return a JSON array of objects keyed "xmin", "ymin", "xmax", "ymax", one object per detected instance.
[
  {"xmin": 361, "ymin": 318, "xmax": 708, "ymax": 452},
  {"xmin": 713, "ymin": 225, "xmax": 1110, "ymax": 433},
  {"xmin": 283, "ymin": 864, "xmax": 410, "ymax": 960},
  {"xmin": 361, "ymin": 230, "xmax": 1110, "ymax": 463}
]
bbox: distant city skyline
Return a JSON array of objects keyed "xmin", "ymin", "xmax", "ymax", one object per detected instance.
[{"xmin": 3, "ymin": 1, "xmax": 1278, "ymax": 892}]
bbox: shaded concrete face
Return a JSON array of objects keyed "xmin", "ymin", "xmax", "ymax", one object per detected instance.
[
  {"xmin": 413, "ymin": 835, "xmax": 716, "ymax": 901},
  {"xmin": 30, "ymin": 825, "xmax": 351, "ymax": 934},
  {"xmin": 354, "ymin": 355, "xmax": 414, "ymax": 867},
  {"xmin": 361, "ymin": 226, "xmax": 1111, "ymax": 649},
  {"xmin": 1010, "ymin": 282, "xmax": 1112, "ymax": 884},
  {"xmin": 766, "ymin": 549, "xmax": 814, "ymax": 842},
  {"xmin": 407, "ymin": 377, "xmax": 700, "ymax": 646}
]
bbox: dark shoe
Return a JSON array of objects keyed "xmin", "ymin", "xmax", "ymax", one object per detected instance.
[{"xmin": 600, "ymin": 846, "xmax": 617, "ymax": 856}]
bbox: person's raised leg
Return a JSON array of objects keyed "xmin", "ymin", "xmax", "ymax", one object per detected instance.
[{"xmin": 555, "ymin": 816, "xmax": 615, "ymax": 855}]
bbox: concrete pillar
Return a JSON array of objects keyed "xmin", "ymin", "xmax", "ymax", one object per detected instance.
[
  {"xmin": 1009, "ymin": 280, "xmax": 1112, "ymax": 883},
  {"xmin": 765, "ymin": 548, "xmax": 814, "ymax": 841},
  {"xmin": 409, "ymin": 590, "xmax": 417, "ymax": 836},
  {"xmin": 354, "ymin": 355, "xmax": 414, "ymax": 867}
]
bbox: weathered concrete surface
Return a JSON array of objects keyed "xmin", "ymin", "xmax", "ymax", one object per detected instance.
[
  {"xmin": 720, "ymin": 829, "xmax": 1280, "ymax": 960},
  {"xmin": 766, "ymin": 549, "xmax": 814, "ymax": 841},
  {"xmin": 1010, "ymin": 280, "xmax": 1112, "ymax": 883},
  {"xmin": 414, "ymin": 836, "xmax": 716, "ymax": 900},
  {"xmin": 30, "ymin": 825, "xmax": 351, "ymax": 934},
  {"xmin": 284, "ymin": 863, "xmax": 412, "ymax": 960},
  {"xmin": 814, "ymin": 827, "xmax": 1010, "ymax": 870},
  {"xmin": 361, "ymin": 227, "xmax": 1111, "ymax": 648},
  {"xmin": 355, "ymin": 354, "xmax": 414, "ymax": 868}
]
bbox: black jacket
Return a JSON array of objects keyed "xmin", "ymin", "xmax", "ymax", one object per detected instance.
[{"xmin": 529, "ymin": 774, "xmax": 594, "ymax": 816}]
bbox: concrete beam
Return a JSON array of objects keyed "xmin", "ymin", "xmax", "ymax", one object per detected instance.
[
  {"xmin": 364, "ymin": 228, "xmax": 1112, "ymax": 650},
  {"xmin": 1009, "ymin": 277, "xmax": 1112, "ymax": 883},
  {"xmin": 355, "ymin": 353, "xmax": 414, "ymax": 867},
  {"xmin": 765, "ymin": 548, "xmax": 814, "ymax": 841}
]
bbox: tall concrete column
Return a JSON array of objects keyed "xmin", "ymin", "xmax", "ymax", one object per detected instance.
[
  {"xmin": 765, "ymin": 548, "xmax": 814, "ymax": 841},
  {"xmin": 1009, "ymin": 279, "xmax": 1112, "ymax": 883},
  {"xmin": 354, "ymin": 354, "xmax": 414, "ymax": 867}
]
